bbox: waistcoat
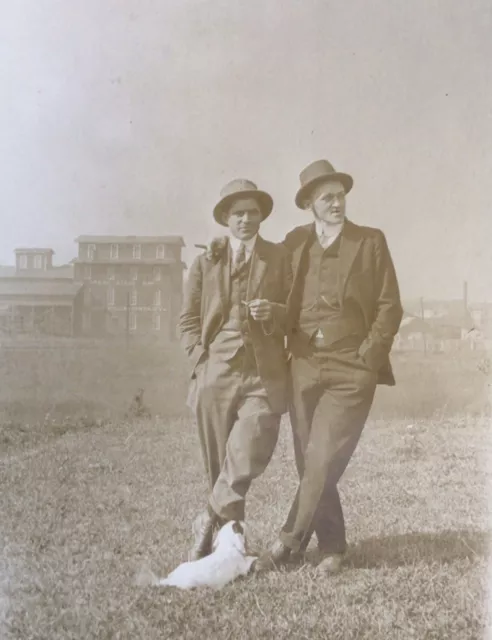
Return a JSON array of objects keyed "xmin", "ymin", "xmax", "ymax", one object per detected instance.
[
  {"xmin": 297, "ymin": 234, "xmax": 365, "ymax": 348},
  {"xmin": 209, "ymin": 258, "xmax": 255, "ymax": 363}
]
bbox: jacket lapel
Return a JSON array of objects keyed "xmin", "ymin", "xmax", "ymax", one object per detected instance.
[
  {"xmin": 205, "ymin": 240, "xmax": 230, "ymax": 316},
  {"xmin": 287, "ymin": 224, "xmax": 314, "ymax": 310},
  {"xmin": 337, "ymin": 220, "xmax": 363, "ymax": 304},
  {"xmin": 221, "ymin": 240, "xmax": 231, "ymax": 311},
  {"xmin": 291, "ymin": 225, "xmax": 314, "ymax": 277},
  {"xmin": 247, "ymin": 236, "xmax": 268, "ymax": 300}
]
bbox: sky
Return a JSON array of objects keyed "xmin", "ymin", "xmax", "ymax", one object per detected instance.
[{"xmin": 1, "ymin": 0, "xmax": 491, "ymax": 302}]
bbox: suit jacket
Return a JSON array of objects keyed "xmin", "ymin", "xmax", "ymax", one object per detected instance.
[
  {"xmin": 283, "ymin": 220, "xmax": 403, "ymax": 385},
  {"xmin": 178, "ymin": 236, "xmax": 292, "ymax": 413}
]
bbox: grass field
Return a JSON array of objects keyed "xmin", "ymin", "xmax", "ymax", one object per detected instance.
[{"xmin": 1, "ymin": 344, "xmax": 491, "ymax": 638}]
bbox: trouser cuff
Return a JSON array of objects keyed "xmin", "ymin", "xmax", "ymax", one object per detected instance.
[
  {"xmin": 208, "ymin": 495, "xmax": 244, "ymax": 524},
  {"xmin": 279, "ymin": 530, "xmax": 302, "ymax": 552},
  {"xmin": 318, "ymin": 542, "xmax": 348, "ymax": 555}
]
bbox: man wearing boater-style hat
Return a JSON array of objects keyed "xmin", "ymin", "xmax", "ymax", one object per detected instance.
[
  {"xmin": 257, "ymin": 159, "xmax": 403, "ymax": 573},
  {"xmin": 179, "ymin": 179, "xmax": 291, "ymax": 560}
]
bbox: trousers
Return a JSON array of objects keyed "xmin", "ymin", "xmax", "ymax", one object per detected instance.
[
  {"xmin": 193, "ymin": 346, "xmax": 280, "ymax": 521},
  {"xmin": 280, "ymin": 346, "xmax": 377, "ymax": 552}
]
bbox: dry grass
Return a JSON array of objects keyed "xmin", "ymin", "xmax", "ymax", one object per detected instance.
[
  {"xmin": 0, "ymin": 344, "xmax": 491, "ymax": 638},
  {"xmin": 0, "ymin": 342, "xmax": 489, "ymax": 426},
  {"xmin": 0, "ymin": 341, "xmax": 189, "ymax": 448}
]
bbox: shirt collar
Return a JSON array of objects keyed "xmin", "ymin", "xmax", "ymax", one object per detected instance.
[
  {"xmin": 228, "ymin": 233, "xmax": 258, "ymax": 254},
  {"xmin": 314, "ymin": 218, "xmax": 345, "ymax": 240}
]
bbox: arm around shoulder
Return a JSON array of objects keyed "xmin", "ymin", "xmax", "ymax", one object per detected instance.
[{"xmin": 264, "ymin": 245, "xmax": 292, "ymax": 335}]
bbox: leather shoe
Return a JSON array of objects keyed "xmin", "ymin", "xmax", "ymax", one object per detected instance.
[
  {"xmin": 188, "ymin": 511, "xmax": 216, "ymax": 561},
  {"xmin": 255, "ymin": 539, "xmax": 291, "ymax": 572},
  {"xmin": 316, "ymin": 552, "xmax": 345, "ymax": 575}
]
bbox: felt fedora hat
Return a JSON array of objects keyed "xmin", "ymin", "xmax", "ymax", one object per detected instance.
[
  {"xmin": 213, "ymin": 179, "xmax": 274, "ymax": 226},
  {"xmin": 295, "ymin": 159, "xmax": 353, "ymax": 209}
]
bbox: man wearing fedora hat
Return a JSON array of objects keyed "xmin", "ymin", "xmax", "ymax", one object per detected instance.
[
  {"xmin": 178, "ymin": 178, "xmax": 291, "ymax": 561},
  {"xmin": 256, "ymin": 159, "xmax": 403, "ymax": 573}
]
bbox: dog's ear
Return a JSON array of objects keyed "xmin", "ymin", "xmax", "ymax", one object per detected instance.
[{"xmin": 232, "ymin": 521, "xmax": 244, "ymax": 535}]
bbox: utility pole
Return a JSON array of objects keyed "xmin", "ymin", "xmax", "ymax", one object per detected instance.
[
  {"xmin": 126, "ymin": 291, "xmax": 130, "ymax": 350},
  {"xmin": 420, "ymin": 297, "xmax": 427, "ymax": 355},
  {"xmin": 463, "ymin": 280, "xmax": 468, "ymax": 312}
]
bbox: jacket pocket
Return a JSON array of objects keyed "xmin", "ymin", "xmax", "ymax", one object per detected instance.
[{"xmin": 357, "ymin": 339, "xmax": 386, "ymax": 373}]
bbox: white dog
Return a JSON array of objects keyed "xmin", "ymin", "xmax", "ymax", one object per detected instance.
[{"xmin": 140, "ymin": 521, "xmax": 257, "ymax": 591}]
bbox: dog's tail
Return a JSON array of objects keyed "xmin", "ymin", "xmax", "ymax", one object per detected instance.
[
  {"xmin": 135, "ymin": 565, "xmax": 161, "ymax": 587},
  {"xmin": 157, "ymin": 578, "xmax": 172, "ymax": 587}
]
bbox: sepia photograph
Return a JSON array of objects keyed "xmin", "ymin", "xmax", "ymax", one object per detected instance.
[{"xmin": 1, "ymin": 1, "xmax": 491, "ymax": 638}]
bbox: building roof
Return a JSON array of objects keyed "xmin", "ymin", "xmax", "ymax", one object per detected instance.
[
  {"xmin": 399, "ymin": 316, "xmax": 432, "ymax": 336},
  {"xmin": 14, "ymin": 248, "xmax": 55, "ymax": 254},
  {"xmin": 400, "ymin": 313, "xmax": 474, "ymax": 340},
  {"xmin": 71, "ymin": 258, "xmax": 184, "ymax": 266},
  {"xmin": 49, "ymin": 265, "xmax": 74, "ymax": 278},
  {"xmin": 0, "ymin": 280, "xmax": 82, "ymax": 298},
  {"xmin": 18, "ymin": 267, "xmax": 74, "ymax": 279},
  {"xmin": 0, "ymin": 265, "xmax": 74, "ymax": 279},
  {"xmin": 402, "ymin": 300, "xmax": 474, "ymax": 331},
  {"xmin": 404, "ymin": 298, "xmax": 468, "ymax": 316},
  {"xmin": 74, "ymin": 235, "xmax": 185, "ymax": 246}
]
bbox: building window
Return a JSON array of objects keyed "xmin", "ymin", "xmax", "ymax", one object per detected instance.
[
  {"xmin": 84, "ymin": 286, "xmax": 91, "ymax": 304},
  {"xmin": 110, "ymin": 243, "xmax": 119, "ymax": 259},
  {"xmin": 133, "ymin": 244, "xmax": 141, "ymax": 259},
  {"xmin": 87, "ymin": 244, "xmax": 96, "ymax": 260},
  {"xmin": 153, "ymin": 290, "xmax": 161, "ymax": 307},
  {"xmin": 156, "ymin": 245, "xmax": 165, "ymax": 259},
  {"xmin": 152, "ymin": 313, "xmax": 161, "ymax": 331},
  {"xmin": 19, "ymin": 255, "xmax": 28, "ymax": 269},
  {"xmin": 34, "ymin": 255, "xmax": 42, "ymax": 269},
  {"xmin": 130, "ymin": 290, "xmax": 137, "ymax": 306},
  {"xmin": 108, "ymin": 266, "xmax": 115, "ymax": 280},
  {"xmin": 84, "ymin": 265, "xmax": 91, "ymax": 279},
  {"xmin": 153, "ymin": 266, "xmax": 161, "ymax": 281},
  {"xmin": 131, "ymin": 267, "xmax": 138, "ymax": 281},
  {"xmin": 107, "ymin": 287, "xmax": 115, "ymax": 306},
  {"xmin": 129, "ymin": 311, "xmax": 137, "ymax": 331}
]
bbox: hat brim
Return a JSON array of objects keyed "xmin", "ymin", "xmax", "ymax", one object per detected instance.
[
  {"xmin": 213, "ymin": 190, "xmax": 274, "ymax": 226},
  {"xmin": 295, "ymin": 172, "xmax": 353, "ymax": 210}
]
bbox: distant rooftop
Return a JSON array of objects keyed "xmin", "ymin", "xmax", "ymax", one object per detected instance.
[
  {"xmin": 403, "ymin": 299, "xmax": 469, "ymax": 315},
  {"xmin": 402, "ymin": 299, "xmax": 474, "ymax": 331},
  {"xmin": 19, "ymin": 266, "xmax": 74, "ymax": 279},
  {"xmin": 75, "ymin": 235, "xmax": 185, "ymax": 246},
  {"xmin": 71, "ymin": 257, "xmax": 182, "ymax": 266},
  {"xmin": 0, "ymin": 265, "xmax": 73, "ymax": 279},
  {"xmin": 14, "ymin": 248, "xmax": 55, "ymax": 254},
  {"xmin": 0, "ymin": 280, "xmax": 82, "ymax": 298}
]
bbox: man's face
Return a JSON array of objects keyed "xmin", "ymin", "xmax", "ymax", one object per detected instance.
[
  {"xmin": 310, "ymin": 179, "xmax": 346, "ymax": 224},
  {"xmin": 224, "ymin": 197, "xmax": 263, "ymax": 240}
]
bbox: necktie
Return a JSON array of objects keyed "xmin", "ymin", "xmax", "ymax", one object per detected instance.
[
  {"xmin": 232, "ymin": 242, "xmax": 247, "ymax": 274},
  {"xmin": 318, "ymin": 231, "xmax": 331, "ymax": 249}
]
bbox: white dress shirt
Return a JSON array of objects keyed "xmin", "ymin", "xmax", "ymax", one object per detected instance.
[
  {"xmin": 228, "ymin": 233, "xmax": 257, "ymax": 263},
  {"xmin": 315, "ymin": 219, "xmax": 344, "ymax": 249}
]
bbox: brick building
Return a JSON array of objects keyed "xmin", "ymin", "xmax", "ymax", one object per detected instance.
[{"xmin": 73, "ymin": 235, "xmax": 185, "ymax": 340}]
